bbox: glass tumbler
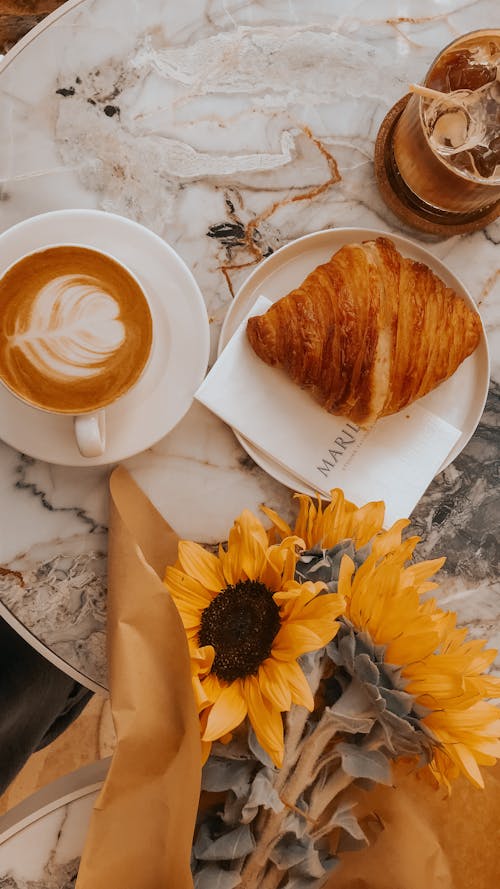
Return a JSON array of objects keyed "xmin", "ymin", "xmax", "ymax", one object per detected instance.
[{"xmin": 384, "ymin": 30, "xmax": 500, "ymax": 225}]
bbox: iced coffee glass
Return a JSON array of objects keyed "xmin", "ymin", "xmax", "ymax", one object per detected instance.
[{"xmin": 389, "ymin": 30, "xmax": 500, "ymax": 220}]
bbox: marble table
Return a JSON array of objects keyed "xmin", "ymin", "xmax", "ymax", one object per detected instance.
[
  {"xmin": 0, "ymin": 760, "xmax": 109, "ymax": 888},
  {"xmin": 0, "ymin": 0, "xmax": 499, "ymax": 699}
]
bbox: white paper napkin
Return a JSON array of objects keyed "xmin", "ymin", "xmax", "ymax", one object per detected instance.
[{"xmin": 196, "ymin": 297, "xmax": 462, "ymax": 527}]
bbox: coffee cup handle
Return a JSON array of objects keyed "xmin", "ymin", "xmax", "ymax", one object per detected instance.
[{"xmin": 74, "ymin": 411, "xmax": 106, "ymax": 458}]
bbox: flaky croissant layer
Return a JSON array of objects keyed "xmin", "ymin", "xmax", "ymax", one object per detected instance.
[{"xmin": 246, "ymin": 237, "xmax": 481, "ymax": 425}]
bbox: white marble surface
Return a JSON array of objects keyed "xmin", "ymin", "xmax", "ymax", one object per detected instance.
[
  {"xmin": 0, "ymin": 792, "xmax": 92, "ymax": 887},
  {"xmin": 0, "ymin": 761, "xmax": 109, "ymax": 887},
  {"xmin": 0, "ymin": 0, "xmax": 499, "ymax": 695}
]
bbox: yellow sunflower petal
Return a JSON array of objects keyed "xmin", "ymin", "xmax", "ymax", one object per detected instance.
[
  {"xmin": 349, "ymin": 499, "xmax": 386, "ymax": 547},
  {"xmin": 191, "ymin": 645, "xmax": 215, "ymax": 676},
  {"xmin": 170, "ymin": 597, "xmax": 205, "ymax": 622},
  {"xmin": 244, "ymin": 675, "xmax": 284, "ymax": 767},
  {"xmin": 177, "ymin": 540, "xmax": 226, "ymax": 591},
  {"xmin": 261, "ymin": 538, "xmax": 302, "ymax": 590},
  {"xmin": 200, "ymin": 671, "xmax": 224, "ymax": 704},
  {"xmin": 202, "ymin": 679, "xmax": 248, "ymax": 741},
  {"xmin": 277, "ymin": 660, "xmax": 314, "ymax": 710},
  {"xmin": 293, "ymin": 590, "xmax": 345, "ymax": 624},
  {"xmin": 192, "ymin": 675, "xmax": 211, "ymax": 711},
  {"xmin": 404, "ymin": 671, "xmax": 464, "ymax": 700},
  {"xmin": 164, "ymin": 566, "xmax": 213, "ymax": 610},
  {"xmin": 477, "ymin": 675, "xmax": 500, "ymax": 696},
  {"xmin": 338, "ymin": 554, "xmax": 355, "ymax": 599},
  {"xmin": 275, "ymin": 588, "xmax": 342, "ymax": 651},
  {"xmin": 402, "ymin": 557, "xmax": 446, "ymax": 589},
  {"xmin": 453, "ymin": 743, "xmax": 486, "ymax": 788},
  {"xmin": 369, "ymin": 518, "xmax": 409, "ymax": 559},
  {"xmin": 260, "ymin": 505, "xmax": 293, "ymax": 540},
  {"xmin": 227, "ymin": 510, "xmax": 268, "ymax": 580},
  {"xmin": 274, "ymin": 580, "xmax": 327, "ymax": 618},
  {"xmin": 272, "ymin": 623, "xmax": 326, "ymax": 660},
  {"xmin": 220, "ymin": 538, "xmax": 242, "ymax": 586},
  {"xmin": 309, "ymin": 490, "xmax": 387, "ymax": 550},
  {"xmin": 173, "ymin": 604, "xmax": 202, "ymax": 633},
  {"xmin": 386, "ymin": 630, "xmax": 441, "ymax": 666},
  {"xmin": 258, "ymin": 659, "xmax": 292, "ymax": 711},
  {"xmin": 293, "ymin": 493, "xmax": 318, "ymax": 546}
]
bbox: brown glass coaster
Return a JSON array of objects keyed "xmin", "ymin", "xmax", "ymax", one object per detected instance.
[{"xmin": 374, "ymin": 94, "xmax": 500, "ymax": 237}]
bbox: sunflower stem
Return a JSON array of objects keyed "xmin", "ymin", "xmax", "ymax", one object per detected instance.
[
  {"xmin": 239, "ymin": 704, "xmax": 340, "ymax": 887},
  {"xmin": 260, "ymin": 865, "xmax": 285, "ymax": 889},
  {"xmin": 274, "ymin": 705, "xmax": 311, "ymax": 794}
]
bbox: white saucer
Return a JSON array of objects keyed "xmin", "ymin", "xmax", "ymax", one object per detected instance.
[
  {"xmin": 219, "ymin": 227, "xmax": 490, "ymax": 497},
  {"xmin": 0, "ymin": 210, "xmax": 210, "ymax": 466}
]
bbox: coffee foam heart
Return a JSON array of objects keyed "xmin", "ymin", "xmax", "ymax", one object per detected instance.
[{"xmin": 10, "ymin": 275, "xmax": 126, "ymax": 381}]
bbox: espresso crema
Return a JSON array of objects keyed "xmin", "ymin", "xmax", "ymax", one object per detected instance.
[{"xmin": 0, "ymin": 246, "xmax": 153, "ymax": 413}]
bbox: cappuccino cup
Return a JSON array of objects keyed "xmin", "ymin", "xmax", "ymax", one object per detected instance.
[{"xmin": 0, "ymin": 244, "xmax": 153, "ymax": 457}]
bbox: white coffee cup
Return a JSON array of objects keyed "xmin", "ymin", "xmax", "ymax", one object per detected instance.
[
  {"xmin": 74, "ymin": 406, "xmax": 108, "ymax": 459},
  {"xmin": 0, "ymin": 243, "xmax": 154, "ymax": 458}
]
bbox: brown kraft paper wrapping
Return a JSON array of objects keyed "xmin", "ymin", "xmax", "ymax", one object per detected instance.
[
  {"xmin": 75, "ymin": 466, "xmax": 201, "ymax": 889},
  {"xmin": 333, "ymin": 759, "xmax": 500, "ymax": 889}
]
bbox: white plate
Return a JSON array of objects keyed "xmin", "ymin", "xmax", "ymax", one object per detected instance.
[
  {"xmin": 219, "ymin": 227, "xmax": 490, "ymax": 497},
  {"xmin": 0, "ymin": 210, "xmax": 210, "ymax": 466}
]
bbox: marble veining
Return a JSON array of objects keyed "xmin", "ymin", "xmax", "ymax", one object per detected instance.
[
  {"xmin": 0, "ymin": 858, "xmax": 78, "ymax": 888},
  {"xmin": 0, "ymin": 535, "xmax": 107, "ymax": 690},
  {"xmin": 14, "ymin": 455, "xmax": 108, "ymax": 535},
  {"xmin": 0, "ymin": 0, "xmax": 499, "ymax": 697},
  {"xmin": 0, "ymin": 783, "xmax": 99, "ymax": 887},
  {"xmin": 411, "ymin": 382, "xmax": 500, "ymax": 664}
]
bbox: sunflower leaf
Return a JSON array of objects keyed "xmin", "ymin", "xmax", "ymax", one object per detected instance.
[
  {"xmin": 194, "ymin": 865, "xmax": 243, "ymax": 889},
  {"xmin": 379, "ymin": 710, "xmax": 434, "ymax": 760},
  {"xmin": 352, "ymin": 652, "xmax": 381, "ymax": 685},
  {"xmin": 193, "ymin": 823, "xmax": 255, "ymax": 861},
  {"xmin": 269, "ymin": 834, "xmax": 310, "ymax": 869},
  {"xmin": 241, "ymin": 767, "xmax": 284, "ymax": 823},
  {"xmin": 202, "ymin": 757, "xmax": 254, "ymax": 794},
  {"xmin": 326, "ymin": 678, "xmax": 378, "ymax": 733},
  {"xmin": 336, "ymin": 742, "xmax": 392, "ymax": 784},
  {"xmin": 295, "ymin": 542, "xmax": 355, "ymax": 588},
  {"xmin": 281, "ymin": 878, "xmax": 317, "ymax": 889},
  {"xmin": 283, "ymin": 808, "xmax": 310, "ymax": 840},
  {"xmin": 221, "ymin": 791, "xmax": 246, "ymax": 827},
  {"xmin": 299, "ymin": 649, "xmax": 326, "ymax": 682},
  {"xmin": 379, "ymin": 687, "xmax": 414, "ymax": 717},
  {"xmin": 287, "ymin": 845, "xmax": 327, "ymax": 879},
  {"xmin": 210, "ymin": 732, "xmax": 253, "ymax": 760},
  {"xmin": 328, "ymin": 800, "xmax": 368, "ymax": 841},
  {"xmin": 327, "ymin": 630, "xmax": 356, "ymax": 671}
]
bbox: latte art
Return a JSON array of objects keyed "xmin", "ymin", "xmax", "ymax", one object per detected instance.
[
  {"xmin": 11, "ymin": 275, "xmax": 126, "ymax": 382},
  {"xmin": 0, "ymin": 246, "xmax": 153, "ymax": 414}
]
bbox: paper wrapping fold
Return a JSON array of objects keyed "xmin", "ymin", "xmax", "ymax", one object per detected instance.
[
  {"xmin": 332, "ymin": 759, "xmax": 500, "ymax": 889},
  {"xmin": 75, "ymin": 466, "xmax": 201, "ymax": 889}
]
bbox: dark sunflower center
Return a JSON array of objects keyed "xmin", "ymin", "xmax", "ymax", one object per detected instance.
[{"xmin": 198, "ymin": 579, "xmax": 281, "ymax": 682}]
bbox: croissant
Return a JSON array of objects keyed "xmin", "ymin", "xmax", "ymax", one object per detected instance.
[{"xmin": 246, "ymin": 237, "xmax": 481, "ymax": 426}]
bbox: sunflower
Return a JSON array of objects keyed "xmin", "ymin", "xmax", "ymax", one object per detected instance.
[
  {"xmin": 164, "ymin": 509, "xmax": 344, "ymax": 767},
  {"xmin": 279, "ymin": 490, "xmax": 500, "ymax": 789}
]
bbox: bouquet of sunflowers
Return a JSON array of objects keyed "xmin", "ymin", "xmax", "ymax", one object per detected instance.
[{"xmin": 164, "ymin": 490, "xmax": 500, "ymax": 889}]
